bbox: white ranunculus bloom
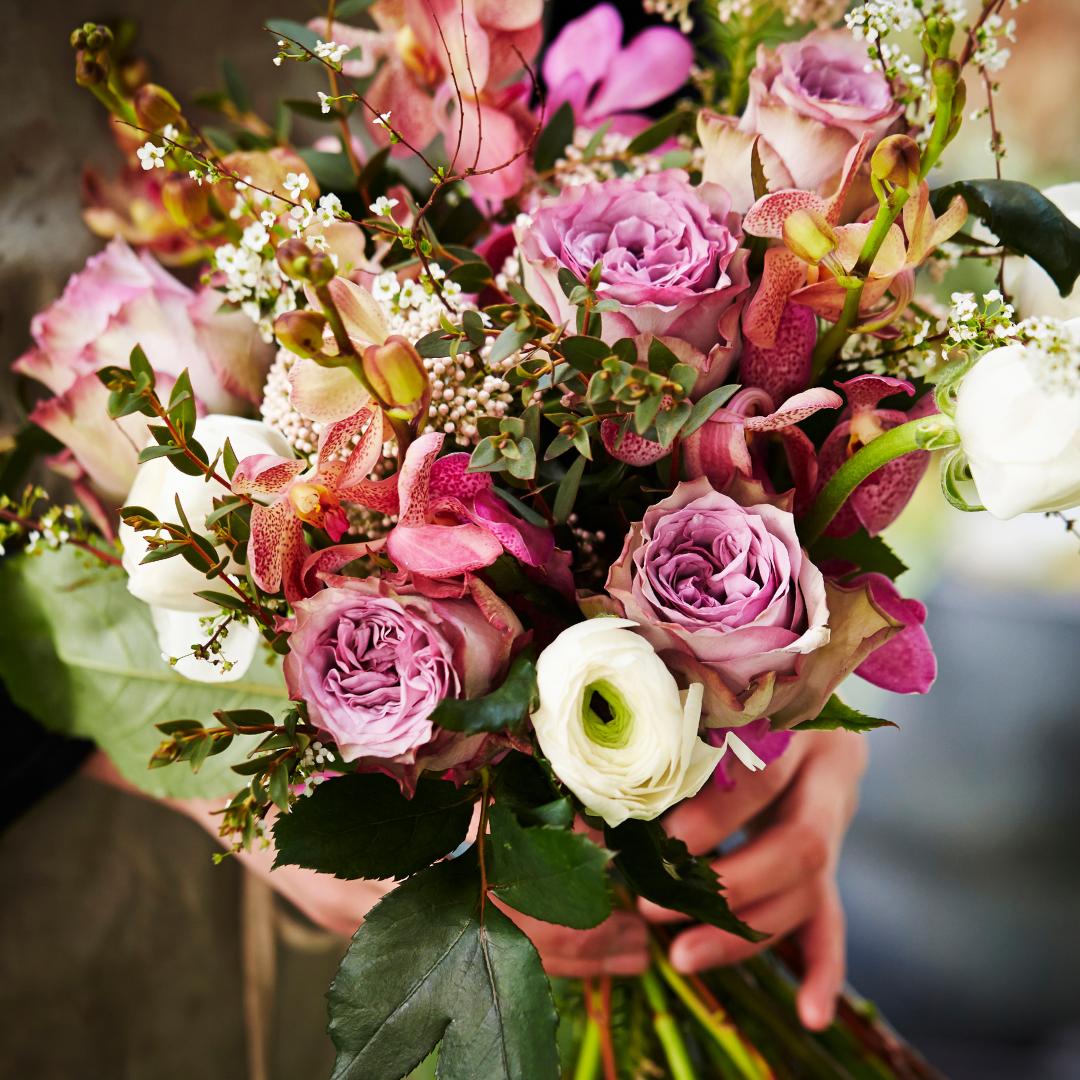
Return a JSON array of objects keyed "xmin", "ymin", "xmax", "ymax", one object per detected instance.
[
  {"xmin": 119, "ymin": 415, "xmax": 292, "ymax": 682},
  {"xmin": 530, "ymin": 618, "xmax": 724, "ymax": 828},
  {"xmin": 954, "ymin": 323, "xmax": 1080, "ymax": 519},
  {"xmin": 1004, "ymin": 183, "xmax": 1080, "ymax": 320}
]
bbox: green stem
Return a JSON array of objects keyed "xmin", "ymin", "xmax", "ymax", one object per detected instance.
[
  {"xmin": 573, "ymin": 1012, "xmax": 602, "ymax": 1080},
  {"xmin": 919, "ymin": 81, "xmax": 956, "ymax": 181},
  {"xmin": 799, "ymin": 414, "xmax": 959, "ymax": 546},
  {"xmin": 651, "ymin": 943, "xmax": 764, "ymax": 1080},
  {"xmin": 810, "ymin": 189, "xmax": 911, "ymax": 379},
  {"xmin": 641, "ymin": 967, "xmax": 698, "ymax": 1080}
]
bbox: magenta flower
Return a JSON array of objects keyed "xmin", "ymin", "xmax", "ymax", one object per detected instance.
[
  {"xmin": 814, "ymin": 375, "xmax": 936, "ymax": 537},
  {"xmin": 542, "ymin": 4, "xmax": 693, "ymax": 132},
  {"xmin": 850, "ymin": 573, "xmax": 936, "ymax": 694},
  {"xmin": 284, "ymin": 575, "xmax": 520, "ymax": 763},
  {"xmin": 589, "ymin": 477, "xmax": 899, "ymax": 729},
  {"xmin": 518, "ymin": 171, "xmax": 749, "ymax": 351}
]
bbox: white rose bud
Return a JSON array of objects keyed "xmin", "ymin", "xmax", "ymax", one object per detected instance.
[
  {"xmin": 1005, "ymin": 183, "xmax": 1080, "ymax": 320},
  {"xmin": 119, "ymin": 415, "xmax": 292, "ymax": 682},
  {"xmin": 955, "ymin": 322, "xmax": 1080, "ymax": 518},
  {"xmin": 530, "ymin": 618, "xmax": 724, "ymax": 828}
]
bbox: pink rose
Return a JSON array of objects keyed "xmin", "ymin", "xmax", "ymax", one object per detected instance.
[
  {"xmin": 16, "ymin": 238, "xmax": 273, "ymax": 503},
  {"xmin": 517, "ymin": 171, "xmax": 749, "ymax": 352},
  {"xmin": 699, "ymin": 30, "xmax": 901, "ymax": 210},
  {"xmin": 284, "ymin": 577, "xmax": 521, "ymax": 765},
  {"xmin": 593, "ymin": 477, "xmax": 899, "ymax": 729}
]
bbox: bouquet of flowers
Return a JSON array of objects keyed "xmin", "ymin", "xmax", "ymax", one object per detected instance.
[{"xmin": 5, "ymin": 0, "xmax": 1079, "ymax": 1077}]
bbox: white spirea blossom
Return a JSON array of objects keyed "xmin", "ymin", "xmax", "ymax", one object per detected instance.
[
  {"xmin": 530, "ymin": 618, "xmax": 724, "ymax": 828},
  {"xmin": 955, "ymin": 318, "xmax": 1080, "ymax": 518},
  {"xmin": 136, "ymin": 141, "xmax": 166, "ymax": 170},
  {"xmin": 314, "ymin": 39, "xmax": 350, "ymax": 64}
]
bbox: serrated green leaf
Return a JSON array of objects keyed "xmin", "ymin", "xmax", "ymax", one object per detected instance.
[
  {"xmin": 809, "ymin": 531, "xmax": 908, "ymax": 581},
  {"xmin": 430, "ymin": 653, "xmax": 537, "ymax": 734},
  {"xmin": 793, "ymin": 694, "xmax": 896, "ymax": 732},
  {"xmin": 604, "ymin": 819, "xmax": 766, "ymax": 942},
  {"xmin": 0, "ymin": 549, "xmax": 286, "ymax": 798},
  {"xmin": 491, "ymin": 753, "xmax": 574, "ymax": 829},
  {"xmin": 327, "ymin": 853, "xmax": 559, "ymax": 1080}
]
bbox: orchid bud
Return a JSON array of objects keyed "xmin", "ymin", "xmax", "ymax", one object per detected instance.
[
  {"xmin": 931, "ymin": 58, "xmax": 961, "ymax": 96},
  {"xmin": 84, "ymin": 24, "xmax": 112, "ymax": 51},
  {"xmin": 161, "ymin": 175, "xmax": 209, "ymax": 229},
  {"xmin": 306, "ymin": 251, "xmax": 337, "ymax": 287},
  {"xmin": 134, "ymin": 83, "xmax": 182, "ymax": 132},
  {"xmin": 362, "ymin": 335, "xmax": 431, "ymax": 420},
  {"xmin": 74, "ymin": 50, "xmax": 107, "ymax": 87},
  {"xmin": 275, "ymin": 310, "xmax": 329, "ymax": 358},
  {"xmin": 275, "ymin": 239, "xmax": 314, "ymax": 281},
  {"xmin": 782, "ymin": 209, "xmax": 838, "ymax": 266},
  {"xmin": 871, "ymin": 135, "xmax": 921, "ymax": 190}
]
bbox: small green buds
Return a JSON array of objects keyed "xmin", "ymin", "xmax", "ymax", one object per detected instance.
[
  {"xmin": 134, "ymin": 83, "xmax": 182, "ymax": 132},
  {"xmin": 274, "ymin": 311, "xmax": 329, "ymax": 359},
  {"xmin": 362, "ymin": 336, "xmax": 431, "ymax": 421},
  {"xmin": 871, "ymin": 135, "xmax": 921, "ymax": 191}
]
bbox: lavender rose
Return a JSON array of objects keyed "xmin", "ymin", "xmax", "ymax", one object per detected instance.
[
  {"xmin": 699, "ymin": 30, "xmax": 901, "ymax": 208},
  {"xmin": 594, "ymin": 477, "xmax": 899, "ymax": 729},
  {"xmin": 516, "ymin": 170, "xmax": 748, "ymax": 351},
  {"xmin": 285, "ymin": 578, "xmax": 519, "ymax": 764}
]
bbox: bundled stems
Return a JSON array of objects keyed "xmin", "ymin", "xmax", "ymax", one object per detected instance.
[{"xmin": 640, "ymin": 967, "xmax": 698, "ymax": 1080}]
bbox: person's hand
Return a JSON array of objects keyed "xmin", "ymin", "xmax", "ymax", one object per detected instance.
[
  {"xmin": 639, "ymin": 730, "xmax": 868, "ymax": 1030},
  {"xmin": 503, "ymin": 906, "xmax": 650, "ymax": 979}
]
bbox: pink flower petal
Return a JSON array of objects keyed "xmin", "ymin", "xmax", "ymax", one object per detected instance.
[
  {"xmin": 739, "ymin": 302, "xmax": 818, "ymax": 403},
  {"xmin": 586, "ymin": 27, "xmax": 694, "ymax": 121},
  {"xmin": 852, "ymin": 572, "xmax": 936, "ymax": 694},
  {"xmin": 387, "ymin": 522, "xmax": 503, "ymax": 578}
]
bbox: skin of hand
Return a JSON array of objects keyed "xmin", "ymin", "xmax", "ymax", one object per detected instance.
[{"xmin": 638, "ymin": 730, "xmax": 868, "ymax": 1031}]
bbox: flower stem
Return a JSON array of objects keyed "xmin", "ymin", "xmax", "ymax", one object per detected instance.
[
  {"xmin": 799, "ymin": 414, "xmax": 959, "ymax": 546},
  {"xmin": 651, "ymin": 942, "xmax": 766, "ymax": 1079},
  {"xmin": 640, "ymin": 967, "xmax": 698, "ymax": 1080},
  {"xmin": 573, "ymin": 1012, "xmax": 602, "ymax": 1080}
]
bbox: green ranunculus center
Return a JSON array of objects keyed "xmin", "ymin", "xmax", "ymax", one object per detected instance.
[{"xmin": 581, "ymin": 680, "xmax": 633, "ymax": 748}]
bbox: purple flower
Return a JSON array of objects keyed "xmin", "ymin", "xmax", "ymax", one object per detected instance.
[
  {"xmin": 284, "ymin": 578, "xmax": 519, "ymax": 763},
  {"xmin": 517, "ymin": 171, "xmax": 748, "ymax": 351},
  {"xmin": 590, "ymin": 477, "xmax": 900, "ymax": 729},
  {"xmin": 542, "ymin": 4, "xmax": 693, "ymax": 133}
]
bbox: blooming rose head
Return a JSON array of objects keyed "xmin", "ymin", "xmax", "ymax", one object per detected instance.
[
  {"xmin": 954, "ymin": 322, "xmax": 1080, "ymax": 518},
  {"xmin": 595, "ymin": 478, "xmax": 899, "ymax": 728},
  {"xmin": 285, "ymin": 577, "xmax": 520, "ymax": 764},
  {"xmin": 517, "ymin": 171, "xmax": 749, "ymax": 351},
  {"xmin": 530, "ymin": 618, "xmax": 723, "ymax": 827},
  {"xmin": 16, "ymin": 238, "xmax": 274, "ymax": 503},
  {"xmin": 699, "ymin": 30, "xmax": 900, "ymax": 209}
]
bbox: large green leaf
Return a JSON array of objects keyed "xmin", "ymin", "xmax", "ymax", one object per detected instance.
[
  {"xmin": 0, "ymin": 549, "xmax": 287, "ymax": 798},
  {"xmin": 604, "ymin": 819, "xmax": 766, "ymax": 942},
  {"xmin": 273, "ymin": 773, "xmax": 475, "ymax": 880},
  {"xmin": 487, "ymin": 803, "xmax": 612, "ymax": 929},
  {"xmin": 429, "ymin": 653, "xmax": 537, "ymax": 735},
  {"xmin": 328, "ymin": 854, "xmax": 560, "ymax": 1080},
  {"xmin": 931, "ymin": 178, "xmax": 1080, "ymax": 296}
]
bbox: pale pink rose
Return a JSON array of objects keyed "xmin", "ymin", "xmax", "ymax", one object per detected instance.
[
  {"xmin": 699, "ymin": 30, "xmax": 901, "ymax": 210},
  {"xmin": 16, "ymin": 238, "xmax": 273, "ymax": 503},
  {"xmin": 590, "ymin": 477, "xmax": 899, "ymax": 729},
  {"xmin": 517, "ymin": 171, "xmax": 749, "ymax": 352}
]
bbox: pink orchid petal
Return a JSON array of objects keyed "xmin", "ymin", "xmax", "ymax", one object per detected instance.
[
  {"xmin": 365, "ymin": 59, "xmax": 441, "ymax": 154},
  {"xmin": 316, "ymin": 406, "xmax": 378, "ymax": 477},
  {"xmin": 600, "ymin": 420, "xmax": 668, "ymax": 465},
  {"xmin": 430, "ymin": 452, "xmax": 493, "ymax": 500},
  {"xmin": 823, "ymin": 132, "xmax": 873, "ymax": 224},
  {"xmin": 470, "ymin": 489, "xmax": 554, "ymax": 567},
  {"xmin": 448, "ymin": 101, "xmax": 527, "ymax": 202},
  {"xmin": 396, "ymin": 431, "xmax": 445, "ymax": 526},
  {"xmin": 710, "ymin": 717, "xmax": 793, "ymax": 790},
  {"xmin": 299, "ymin": 539, "xmax": 386, "ymax": 598},
  {"xmin": 248, "ymin": 500, "xmax": 306, "ymax": 599},
  {"xmin": 586, "ymin": 27, "xmax": 694, "ymax": 121},
  {"xmin": 743, "ymin": 190, "xmax": 828, "ymax": 239},
  {"xmin": 472, "ymin": 0, "xmax": 542, "ymax": 32},
  {"xmin": 744, "ymin": 386, "xmax": 844, "ymax": 431},
  {"xmin": 386, "ymin": 522, "xmax": 503, "ymax": 578},
  {"xmin": 852, "ymin": 573, "xmax": 936, "ymax": 693},
  {"xmin": 774, "ymin": 425, "xmax": 820, "ymax": 514},
  {"xmin": 288, "ymin": 359, "xmax": 370, "ymax": 425},
  {"xmin": 231, "ymin": 454, "xmax": 306, "ymax": 497},
  {"xmin": 739, "ymin": 301, "xmax": 817, "ymax": 402},
  {"xmin": 837, "ymin": 373, "xmax": 916, "ymax": 414},
  {"xmin": 743, "ymin": 246, "xmax": 808, "ymax": 347},
  {"xmin": 542, "ymin": 4, "xmax": 623, "ymax": 109}
]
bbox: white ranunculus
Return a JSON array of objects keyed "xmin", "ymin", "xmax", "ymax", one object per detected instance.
[
  {"xmin": 1004, "ymin": 183, "xmax": 1080, "ymax": 320},
  {"xmin": 954, "ymin": 324, "xmax": 1080, "ymax": 518},
  {"xmin": 119, "ymin": 415, "xmax": 292, "ymax": 682},
  {"xmin": 530, "ymin": 618, "xmax": 724, "ymax": 828}
]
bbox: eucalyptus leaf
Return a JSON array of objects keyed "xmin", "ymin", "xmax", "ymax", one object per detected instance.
[
  {"xmin": 328, "ymin": 853, "xmax": 559, "ymax": 1080},
  {"xmin": 534, "ymin": 101, "xmax": 574, "ymax": 172},
  {"xmin": 0, "ymin": 549, "xmax": 286, "ymax": 798}
]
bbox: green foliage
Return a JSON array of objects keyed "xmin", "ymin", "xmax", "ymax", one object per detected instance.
[
  {"xmin": 265, "ymin": 17, "xmax": 320, "ymax": 53},
  {"xmin": 931, "ymin": 178, "xmax": 1080, "ymax": 296},
  {"xmin": 0, "ymin": 548, "xmax": 285, "ymax": 798},
  {"xmin": 793, "ymin": 695, "xmax": 895, "ymax": 733},
  {"xmin": 490, "ymin": 753, "xmax": 574, "ymax": 829},
  {"xmin": 626, "ymin": 110, "xmax": 692, "ymax": 155},
  {"xmin": 604, "ymin": 819, "xmax": 765, "ymax": 942},
  {"xmin": 809, "ymin": 532, "xmax": 907, "ymax": 581},
  {"xmin": 487, "ymin": 803, "xmax": 613, "ymax": 929},
  {"xmin": 430, "ymin": 653, "xmax": 537, "ymax": 734},
  {"xmin": 327, "ymin": 853, "xmax": 560, "ymax": 1080},
  {"xmin": 273, "ymin": 773, "xmax": 476, "ymax": 880},
  {"xmin": 298, "ymin": 147, "xmax": 358, "ymax": 192},
  {"xmin": 534, "ymin": 101, "xmax": 575, "ymax": 172}
]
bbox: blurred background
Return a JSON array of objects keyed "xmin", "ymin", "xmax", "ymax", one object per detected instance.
[{"xmin": 1, "ymin": 2, "xmax": 1078, "ymax": 1078}]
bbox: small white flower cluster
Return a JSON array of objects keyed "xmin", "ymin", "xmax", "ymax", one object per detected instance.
[
  {"xmin": 0, "ymin": 498, "xmax": 82, "ymax": 558},
  {"xmin": 213, "ymin": 235, "xmax": 298, "ymax": 343},
  {"xmin": 136, "ymin": 140, "xmax": 166, "ymax": 171},
  {"xmin": 643, "ymin": 0, "xmax": 693, "ymax": 33},
  {"xmin": 552, "ymin": 126, "xmax": 703, "ymax": 187},
  {"xmin": 294, "ymin": 741, "xmax": 335, "ymax": 798},
  {"xmin": 711, "ymin": 0, "xmax": 845, "ymax": 28},
  {"xmin": 943, "ymin": 289, "xmax": 1017, "ymax": 353},
  {"xmin": 971, "ymin": 12, "xmax": 1018, "ymax": 74},
  {"xmin": 1014, "ymin": 317, "xmax": 1080, "ymax": 396},
  {"xmin": 314, "ymin": 38, "xmax": 350, "ymax": 65}
]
